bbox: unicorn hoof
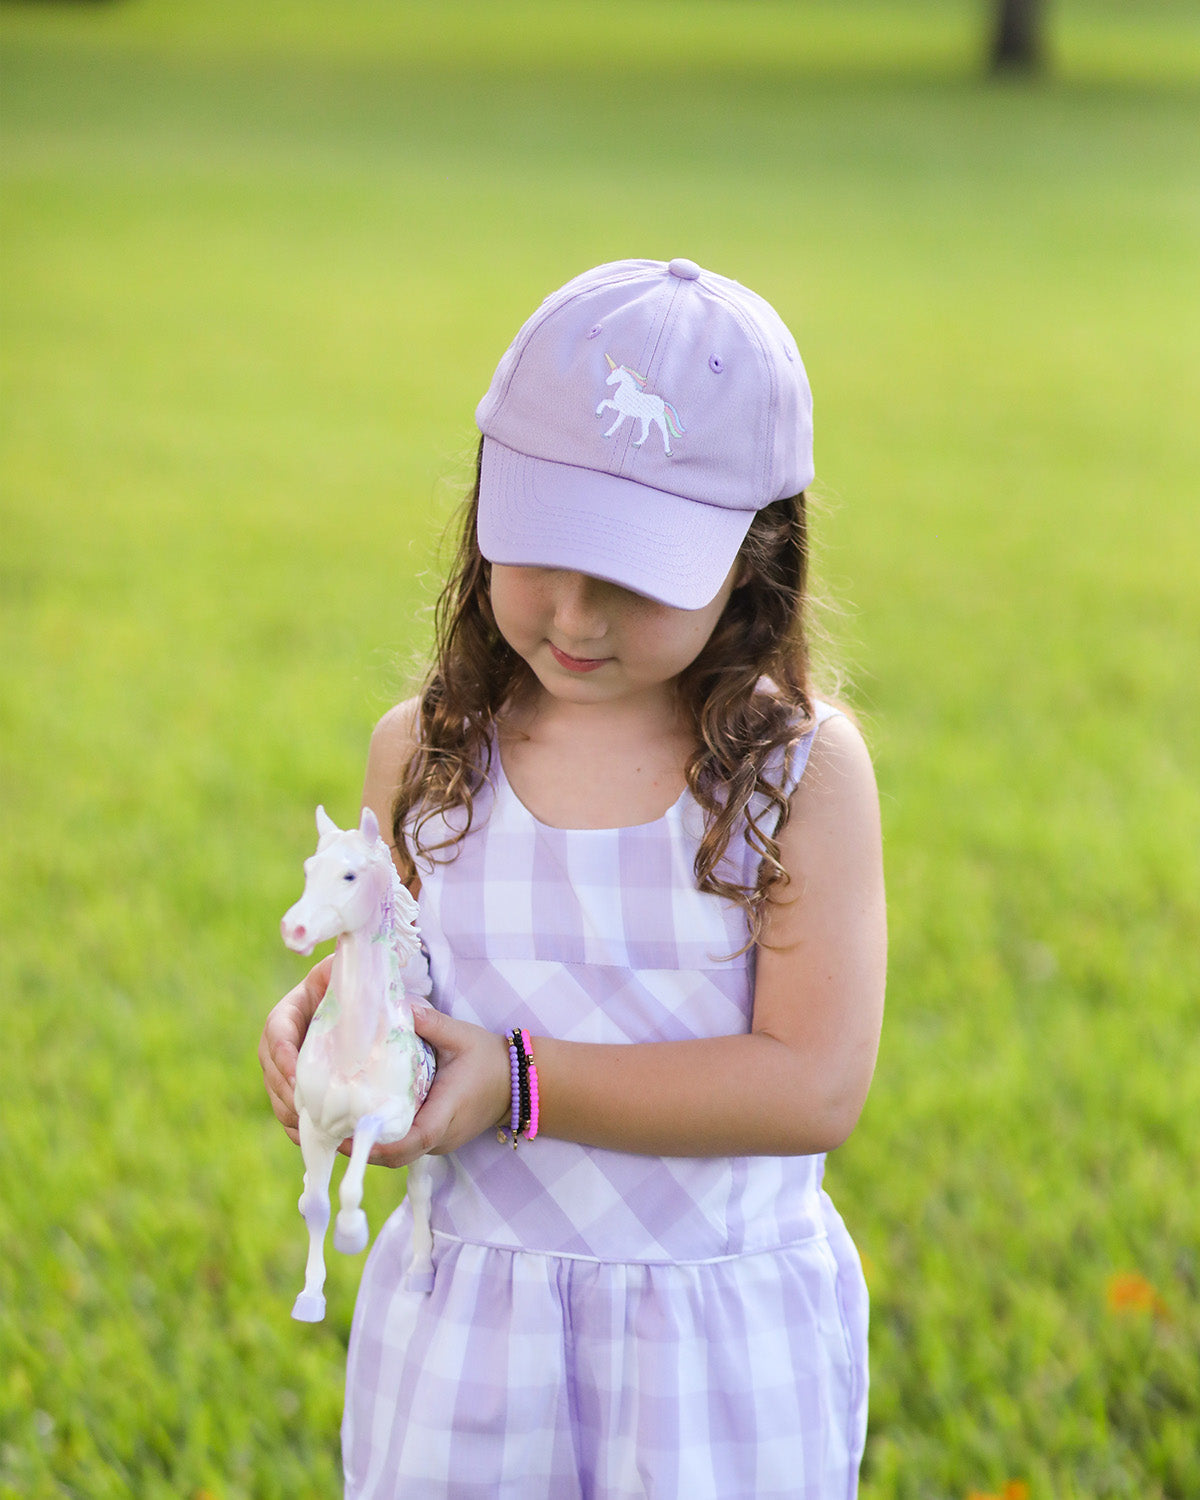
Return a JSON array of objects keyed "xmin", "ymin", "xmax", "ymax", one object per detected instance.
[
  {"xmin": 291, "ymin": 1290, "xmax": 326, "ymax": 1323},
  {"xmin": 334, "ymin": 1211, "xmax": 369, "ymax": 1256}
]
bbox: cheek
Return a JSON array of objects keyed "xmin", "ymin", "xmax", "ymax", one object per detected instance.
[
  {"xmin": 487, "ymin": 571, "xmax": 518, "ymax": 626},
  {"xmin": 635, "ymin": 607, "xmax": 724, "ymax": 678},
  {"xmin": 488, "ymin": 569, "xmax": 546, "ymax": 649},
  {"xmin": 677, "ymin": 591, "xmax": 732, "ymax": 653}
]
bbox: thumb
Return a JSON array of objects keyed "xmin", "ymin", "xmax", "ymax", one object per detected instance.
[
  {"xmin": 411, "ymin": 1003, "xmax": 479, "ymax": 1059},
  {"xmin": 412, "ymin": 1003, "xmax": 448, "ymax": 1042}
]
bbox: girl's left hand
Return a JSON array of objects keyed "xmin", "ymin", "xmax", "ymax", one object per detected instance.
[{"xmin": 367, "ymin": 1006, "xmax": 512, "ymax": 1168}]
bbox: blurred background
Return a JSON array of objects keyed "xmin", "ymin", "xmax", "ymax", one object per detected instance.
[{"xmin": 2, "ymin": 2, "xmax": 1198, "ymax": 1496}]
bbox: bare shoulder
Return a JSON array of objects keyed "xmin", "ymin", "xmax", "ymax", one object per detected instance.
[
  {"xmin": 796, "ymin": 710, "xmax": 879, "ymax": 816},
  {"xmin": 763, "ymin": 709, "xmax": 884, "ymax": 945},
  {"xmin": 362, "ymin": 696, "xmax": 422, "ymax": 836},
  {"xmin": 369, "ymin": 696, "xmax": 422, "ymax": 765}
]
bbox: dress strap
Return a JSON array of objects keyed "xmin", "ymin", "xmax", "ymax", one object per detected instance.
[{"xmin": 781, "ymin": 699, "xmax": 841, "ymax": 796}]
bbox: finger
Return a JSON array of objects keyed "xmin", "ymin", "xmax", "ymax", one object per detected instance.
[
  {"xmin": 273, "ymin": 1036, "xmax": 300, "ymax": 1089},
  {"xmin": 268, "ymin": 1095, "xmax": 299, "ymax": 1133},
  {"xmin": 366, "ymin": 1138, "xmax": 412, "ymax": 1170},
  {"xmin": 260, "ymin": 1036, "xmax": 298, "ymax": 1106},
  {"xmin": 261, "ymin": 1030, "xmax": 299, "ymax": 1088},
  {"xmin": 261, "ymin": 997, "xmax": 304, "ymax": 1062},
  {"xmin": 367, "ymin": 1130, "xmax": 429, "ymax": 1169}
]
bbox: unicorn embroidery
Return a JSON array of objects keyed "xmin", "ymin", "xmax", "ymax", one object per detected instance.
[{"xmin": 595, "ymin": 354, "xmax": 685, "ymax": 456}]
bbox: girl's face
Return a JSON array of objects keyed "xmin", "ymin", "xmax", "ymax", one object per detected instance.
[{"xmin": 488, "ymin": 563, "xmax": 737, "ymax": 710}]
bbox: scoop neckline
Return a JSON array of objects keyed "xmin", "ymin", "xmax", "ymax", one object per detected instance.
[{"xmin": 493, "ymin": 747, "xmax": 689, "ymax": 834}]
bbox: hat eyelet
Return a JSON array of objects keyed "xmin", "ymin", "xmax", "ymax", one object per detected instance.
[
  {"xmin": 708, "ymin": 355, "xmax": 724, "ymax": 374},
  {"xmin": 587, "ymin": 324, "xmax": 603, "ymax": 340}
]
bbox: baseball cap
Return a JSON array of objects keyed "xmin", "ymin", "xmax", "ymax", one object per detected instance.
[{"xmin": 475, "ymin": 257, "xmax": 814, "ymax": 610}]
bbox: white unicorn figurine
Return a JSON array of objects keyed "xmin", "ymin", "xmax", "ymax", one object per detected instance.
[
  {"xmin": 595, "ymin": 353, "xmax": 686, "ymax": 456},
  {"xmin": 280, "ymin": 805, "xmax": 436, "ymax": 1322}
]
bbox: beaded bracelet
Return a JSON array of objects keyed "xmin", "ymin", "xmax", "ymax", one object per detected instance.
[
  {"xmin": 498, "ymin": 1027, "xmax": 540, "ymax": 1148},
  {"xmin": 520, "ymin": 1029, "xmax": 540, "ymax": 1142}
]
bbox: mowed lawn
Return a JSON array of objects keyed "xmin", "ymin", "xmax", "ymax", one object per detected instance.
[{"xmin": 2, "ymin": 3, "xmax": 1198, "ymax": 1496}]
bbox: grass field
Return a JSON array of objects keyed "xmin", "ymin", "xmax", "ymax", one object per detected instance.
[{"xmin": 2, "ymin": 2, "xmax": 1199, "ymax": 1496}]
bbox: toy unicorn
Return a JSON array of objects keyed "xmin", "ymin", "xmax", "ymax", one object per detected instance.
[{"xmin": 280, "ymin": 805, "xmax": 436, "ymax": 1322}]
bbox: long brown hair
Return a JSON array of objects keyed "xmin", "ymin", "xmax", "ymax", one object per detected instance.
[{"xmin": 392, "ymin": 440, "xmax": 815, "ymax": 947}]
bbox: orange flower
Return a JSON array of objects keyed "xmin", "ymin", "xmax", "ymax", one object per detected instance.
[
  {"xmin": 1106, "ymin": 1272, "xmax": 1169, "ymax": 1318},
  {"xmin": 967, "ymin": 1483, "xmax": 1029, "ymax": 1500}
]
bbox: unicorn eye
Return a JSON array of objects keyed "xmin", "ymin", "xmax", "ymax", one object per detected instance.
[{"xmin": 343, "ymin": 872, "xmax": 357, "ymax": 882}]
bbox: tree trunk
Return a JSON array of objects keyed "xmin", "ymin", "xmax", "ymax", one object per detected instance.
[{"xmin": 989, "ymin": 0, "xmax": 1045, "ymax": 73}]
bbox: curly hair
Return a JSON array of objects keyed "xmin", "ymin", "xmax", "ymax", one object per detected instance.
[{"xmin": 391, "ymin": 440, "xmax": 815, "ymax": 949}]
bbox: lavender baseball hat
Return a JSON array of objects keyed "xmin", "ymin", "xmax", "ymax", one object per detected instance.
[{"xmin": 475, "ymin": 257, "xmax": 814, "ymax": 610}]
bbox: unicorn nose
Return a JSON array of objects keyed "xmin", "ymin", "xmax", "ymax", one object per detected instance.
[
  {"xmin": 281, "ymin": 914, "xmax": 314, "ymax": 954},
  {"xmin": 668, "ymin": 258, "xmax": 701, "ymax": 281}
]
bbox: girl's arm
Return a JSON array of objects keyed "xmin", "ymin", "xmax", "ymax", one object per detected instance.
[
  {"xmin": 526, "ymin": 712, "xmax": 884, "ymax": 1156},
  {"xmin": 390, "ymin": 712, "xmax": 885, "ymax": 1163}
]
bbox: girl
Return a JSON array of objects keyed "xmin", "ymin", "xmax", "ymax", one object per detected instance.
[{"xmin": 260, "ymin": 257, "xmax": 886, "ymax": 1499}]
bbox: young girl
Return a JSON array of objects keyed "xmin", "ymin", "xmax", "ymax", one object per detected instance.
[{"xmin": 260, "ymin": 257, "xmax": 886, "ymax": 1499}]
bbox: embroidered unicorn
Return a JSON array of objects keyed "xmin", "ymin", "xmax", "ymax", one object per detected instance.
[
  {"xmin": 595, "ymin": 354, "xmax": 685, "ymax": 456},
  {"xmin": 280, "ymin": 806, "xmax": 437, "ymax": 1321}
]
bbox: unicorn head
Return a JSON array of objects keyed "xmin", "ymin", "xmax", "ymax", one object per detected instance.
[
  {"xmin": 604, "ymin": 352, "xmax": 647, "ymax": 388},
  {"xmin": 281, "ymin": 805, "xmax": 415, "ymax": 957}
]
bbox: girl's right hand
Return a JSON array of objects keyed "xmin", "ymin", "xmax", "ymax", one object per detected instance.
[{"xmin": 258, "ymin": 954, "xmax": 332, "ymax": 1145}]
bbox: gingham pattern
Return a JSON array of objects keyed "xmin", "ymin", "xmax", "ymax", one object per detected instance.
[{"xmin": 344, "ymin": 704, "xmax": 868, "ymax": 1497}]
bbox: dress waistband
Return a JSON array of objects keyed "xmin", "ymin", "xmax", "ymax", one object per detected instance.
[{"xmin": 429, "ymin": 1224, "xmax": 831, "ymax": 1270}]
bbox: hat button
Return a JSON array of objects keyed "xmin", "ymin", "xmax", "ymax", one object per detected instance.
[{"xmin": 668, "ymin": 258, "xmax": 701, "ymax": 281}]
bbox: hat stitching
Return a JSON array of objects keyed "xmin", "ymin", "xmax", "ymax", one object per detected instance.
[{"xmin": 704, "ymin": 278, "xmax": 779, "ymax": 500}]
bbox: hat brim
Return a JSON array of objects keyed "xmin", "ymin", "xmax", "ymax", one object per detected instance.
[{"xmin": 477, "ymin": 438, "xmax": 754, "ymax": 611}]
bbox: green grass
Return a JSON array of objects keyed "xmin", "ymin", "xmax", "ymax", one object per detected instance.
[{"xmin": 2, "ymin": 2, "xmax": 1198, "ymax": 1496}]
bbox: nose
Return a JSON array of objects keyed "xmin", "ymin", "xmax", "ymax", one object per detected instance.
[
  {"xmin": 551, "ymin": 572, "xmax": 609, "ymax": 642},
  {"xmin": 280, "ymin": 913, "xmax": 314, "ymax": 955}
]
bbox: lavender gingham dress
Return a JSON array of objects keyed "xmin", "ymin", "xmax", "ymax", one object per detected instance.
[{"xmin": 343, "ymin": 704, "xmax": 868, "ymax": 1499}]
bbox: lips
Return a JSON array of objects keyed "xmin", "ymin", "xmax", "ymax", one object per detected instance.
[{"xmin": 548, "ymin": 642, "xmax": 609, "ymax": 673}]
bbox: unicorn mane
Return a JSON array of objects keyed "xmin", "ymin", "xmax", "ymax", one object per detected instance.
[
  {"xmin": 380, "ymin": 852, "xmax": 422, "ymax": 963},
  {"xmin": 605, "ymin": 352, "xmax": 648, "ymax": 388}
]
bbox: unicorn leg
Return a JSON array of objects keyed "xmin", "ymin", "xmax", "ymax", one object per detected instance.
[
  {"xmin": 406, "ymin": 1158, "xmax": 435, "ymax": 1294},
  {"xmin": 334, "ymin": 1113, "xmax": 384, "ymax": 1256},
  {"xmin": 293, "ymin": 1111, "xmax": 338, "ymax": 1322}
]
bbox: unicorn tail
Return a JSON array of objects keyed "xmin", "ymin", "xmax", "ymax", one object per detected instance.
[{"xmin": 664, "ymin": 401, "xmax": 686, "ymax": 438}]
